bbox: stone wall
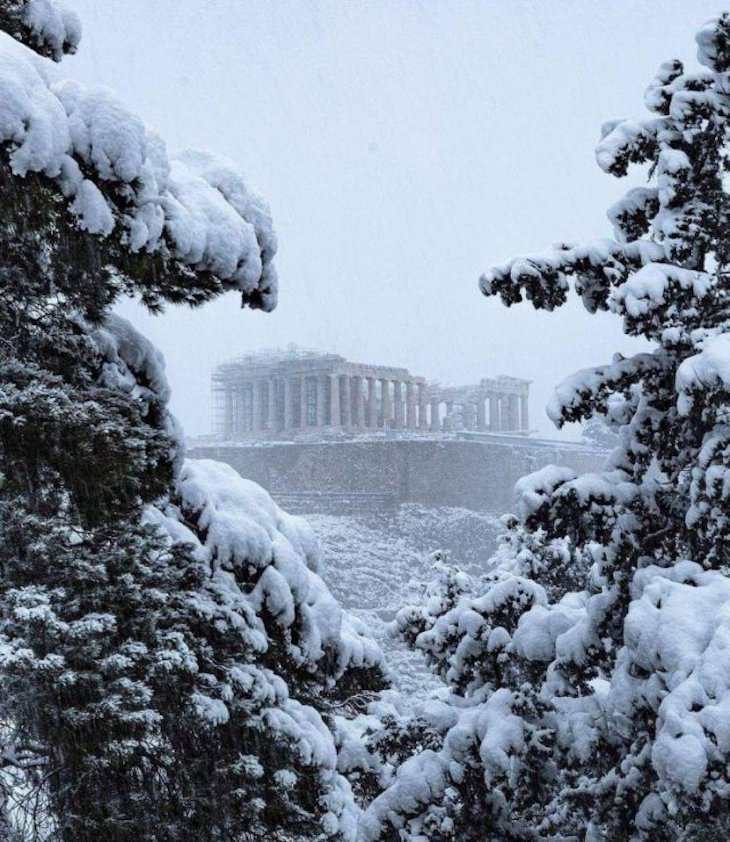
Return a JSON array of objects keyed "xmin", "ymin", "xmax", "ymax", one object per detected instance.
[{"xmin": 188, "ymin": 435, "xmax": 605, "ymax": 514}]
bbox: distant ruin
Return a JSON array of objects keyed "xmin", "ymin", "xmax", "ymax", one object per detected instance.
[
  {"xmin": 212, "ymin": 347, "xmax": 530, "ymax": 439},
  {"xmin": 190, "ymin": 347, "xmax": 605, "ymax": 515}
]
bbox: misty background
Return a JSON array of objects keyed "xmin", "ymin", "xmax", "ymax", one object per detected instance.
[{"xmin": 63, "ymin": 0, "xmax": 720, "ymax": 440}]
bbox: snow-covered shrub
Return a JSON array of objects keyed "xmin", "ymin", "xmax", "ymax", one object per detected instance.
[
  {"xmin": 364, "ymin": 14, "xmax": 730, "ymax": 841},
  {"xmin": 0, "ymin": 12, "xmax": 384, "ymax": 841}
]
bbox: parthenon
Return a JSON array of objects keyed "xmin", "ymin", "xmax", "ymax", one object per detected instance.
[{"xmin": 212, "ymin": 347, "xmax": 530, "ymax": 439}]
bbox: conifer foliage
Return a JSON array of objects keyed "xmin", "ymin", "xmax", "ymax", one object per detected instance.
[
  {"xmin": 362, "ymin": 14, "xmax": 730, "ymax": 841},
  {"xmin": 0, "ymin": 3, "xmax": 384, "ymax": 840}
]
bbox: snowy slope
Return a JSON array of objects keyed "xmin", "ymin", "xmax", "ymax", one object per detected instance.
[{"xmin": 306, "ymin": 505, "xmax": 501, "ymax": 697}]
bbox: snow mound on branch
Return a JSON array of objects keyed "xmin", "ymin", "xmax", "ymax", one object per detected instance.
[
  {"xmin": 482, "ymin": 239, "xmax": 655, "ymax": 292},
  {"xmin": 596, "ymin": 117, "xmax": 665, "ymax": 175},
  {"xmin": 92, "ymin": 314, "xmax": 171, "ymax": 406},
  {"xmin": 168, "ymin": 459, "xmax": 383, "ymax": 679},
  {"xmin": 614, "ymin": 562, "xmax": 730, "ymax": 807},
  {"xmin": 90, "ymin": 313, "xmax": 184, "ymax": 473},
  {"xmin": 360, "ymin": 688, "xmax": 524, "ymax": 841},
  {"xmin": 0, "ymin": 31, "xmax": 277, "ymax": 307},
  {"xmin": 23, "ymin": 0, "xmax": 80, "ymax": 59},
  {"xmin": 4, "ymin": 0, "xmax": 81, "ymax": 61},
  {"xmin": 676, "ymin": 333, "xmax": 730, "ymax": 415},
  {"xmin": 512, "ymin": 592, "xmax": 586, "ymax": 662},
  {"xmin": 607, "ymin": 186, "xmax": 658, "ymax": 242},
  {"xmin": 610, "ymin": 263, "xmax": 711, "ymax": 319},
  {"xmin": 547, "ymin": 353, "xmax": 659, "ymax": 426},
  {"xmin": 697, "ymin": 15, "xmax": 730, "ymax": 72},
  {"xmin": 514, "ymin": 465, "xmax": 577, "ymax": 519}
]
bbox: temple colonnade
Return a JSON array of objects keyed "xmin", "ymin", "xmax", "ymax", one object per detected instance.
[{"xmin": 213, "ymin": 351, "xmax": 530, "ymax": 438}]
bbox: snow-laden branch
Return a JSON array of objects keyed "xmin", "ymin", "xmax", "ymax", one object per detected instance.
[
  {"xmin": 0, "ymin": 32, "xmax": 277, "ymax": 310},
  {"xmin": 0, "ymin": 0, "xmax": 80, "ymax": 61}
]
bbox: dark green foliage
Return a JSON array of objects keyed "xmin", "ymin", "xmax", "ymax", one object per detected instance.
[{"xmin": 0, "ymin": 7, "xmax": 383, "ymax": 840}]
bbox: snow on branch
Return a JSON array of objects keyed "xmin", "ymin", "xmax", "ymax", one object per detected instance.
[
  {"xmin": 480, "ymin": 239, "xmax": 665, "ymax": 314},
  {"xmin": 596, "ymin": 117, "xmax": 666, "ymax": 177},
  {"xmin": 0, "ymin": 0, "xmax": 80, "ymax": 61},
  {"xmin": 610, "ymin": 263, "xmax": 711, "ymax": 330},
  {"xmin": 548, "ymin": 351, "xmax": 668, "ymax": 426},
  {"xmin": 151, "ymin": 459, "xmax": 383, "ymax": 682},
  {"xmin": 696, "ymin": 14, "xmax": 730, "ymax": 72},
  {"xmin": 607, "ymin": 186, "xmax": 659, "ymax": 244},
  {"xmin": 92, "ymin": 314, "xmax": 171, "ymax": 407},
  {"xmin": 514, "ymin": 463, "xmax": 638, "ymax": 545},
  {"xmin": 0, "ymin": 32, "xmax": 277, "ymax": 310},
  {"xmin": 676, "ymin": 333, "xmax": 730, "ymax": 415},
  {"xmin": 615, "ymin": 562, "xmax": 730, "ymax": 824},
  {"xmin": 514, "ymin": 465, "xmax": 577, "ymax": 521}
]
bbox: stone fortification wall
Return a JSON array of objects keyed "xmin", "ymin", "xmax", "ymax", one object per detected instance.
[{"xmin": 188, "ymin": 435, "xmax": 605, "ymax": 514}]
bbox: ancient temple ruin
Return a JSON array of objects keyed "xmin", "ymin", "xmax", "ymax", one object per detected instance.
[{"xmin": 212, "ymin": 347, "xmax": 530, "ymax": 439}]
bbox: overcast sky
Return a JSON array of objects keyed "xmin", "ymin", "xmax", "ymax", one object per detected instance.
[{"xmin": 65, "ymin": 0, "xmax": 721, "ymax": 439}]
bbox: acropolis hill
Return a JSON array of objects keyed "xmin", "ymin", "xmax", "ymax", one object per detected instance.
[{"xmin": 190, "ymin": 347, "xmax": 603, "ymax": 514}]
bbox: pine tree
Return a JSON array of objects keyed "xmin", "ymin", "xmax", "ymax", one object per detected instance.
[
  {"xmin": 0, "ymin": 3, "xmax": 384, "ymax": 839},
  {"xmin": 363, "ymin": 14, "xmax": 730, "ymax": 841}
]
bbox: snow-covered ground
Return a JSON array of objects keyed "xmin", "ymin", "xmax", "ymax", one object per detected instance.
[{"xmin": 307, "ymin": 504, "xmax": 501, "ymax": 697}]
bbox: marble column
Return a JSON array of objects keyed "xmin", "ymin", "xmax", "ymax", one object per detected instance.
[
  {"xmin": 489, "ymin": 394, "xmax": 500, "ymax": 432},
  {"xmin": 520, "ymin": 395, "xmax": 529, "ymax": 431},
  {"xmin": 418, "ymin": 384, "xmax": 429, "ymax": 429},
  {"xmin": 330, "ymin": 374, "xmax": 340, "ymax": 427},
  {"xmin": 299, "ymin": 377, "xmax": 308, "ymax": 428},
  {"xmin": 508, "ymin": 394, "xmax": 520, "ymax": 431},
  {"xmin": 406, "ymin": 382, "xmax": 417, "ymax": 429},
  {"xmin": 224, "ymin": 388, "xmax": 233, "ymax": 436},
  {"xmin": 380, "ymin": 378, "xmax": 391, "ymax": 428},
  {"xmin": 230, "ymin": 387, "xmax": 238, "ymax": 436},
  {"xmin": 463, "ymin": 401, "xmax": 476, "ymax": 431},
  {"xmin": 316, "ymin": 375, "xmax": 327, "ymax": 427},
  {"xmin": 237, "ymin": 384, "xmax": 247, "ymax": 435},
  {"xmin": 352, "ymin": 375, "xmax": 365, "ymax": 428},
  {"xmin": 284, "ymin": 378, "xmax": 293, "ymax": 430},
  {"xmin": 430, "ymin": 398, "xmax": 440, "ymax": 432},
  {"xmin": 393, "ymin": 381, "xmax": 404, "ymax": 428},
  {"xmin": 366, "ymin": 376, "xmax": 377, "ymax": 428},
  {"xmin": 476, "ymin": 395, "xmax": 486, "ymax": 431},
  {"xmin": 340, "ymin": 374, "xmax": 351, "ymax": 427},
  {"xmin": 251, "ymin": 380, "xmax": 261, "ymax": 433},
  {"xmin": 267, "ymin": 380, "xmax": 277, "ymax": 431},
  {"xmin": 500, "ymin": 395, "xmax": 510, "ymax": 431},
  {"xmin": 445, "ymin": 401, "xmax": 453, "ymax": 432}
]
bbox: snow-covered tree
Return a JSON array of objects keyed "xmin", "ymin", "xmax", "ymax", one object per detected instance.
[
  {"xmin": 581, "ymin": 415, "xmax": 619, "ymax": 450},
  {"xmin": 362, "ymin": 14, "xmax": 730, "ymax": 841},
  {"xmin": 0, "ymin": 4, "xmax": 384, "ymax": 840}
]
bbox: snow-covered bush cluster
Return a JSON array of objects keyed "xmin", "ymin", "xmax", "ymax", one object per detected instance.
[
  {"xmin": 0, "ymin": 8, "xmax": 384, "ymax": 841},
  {"xmin": 357, "ymin": 14, "xmax": 730, "ymax": 841}
]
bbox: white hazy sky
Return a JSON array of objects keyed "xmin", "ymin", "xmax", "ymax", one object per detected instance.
[{"xmin": 64, "ymin": 0, "xmax": 721, "ymax": 438}]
